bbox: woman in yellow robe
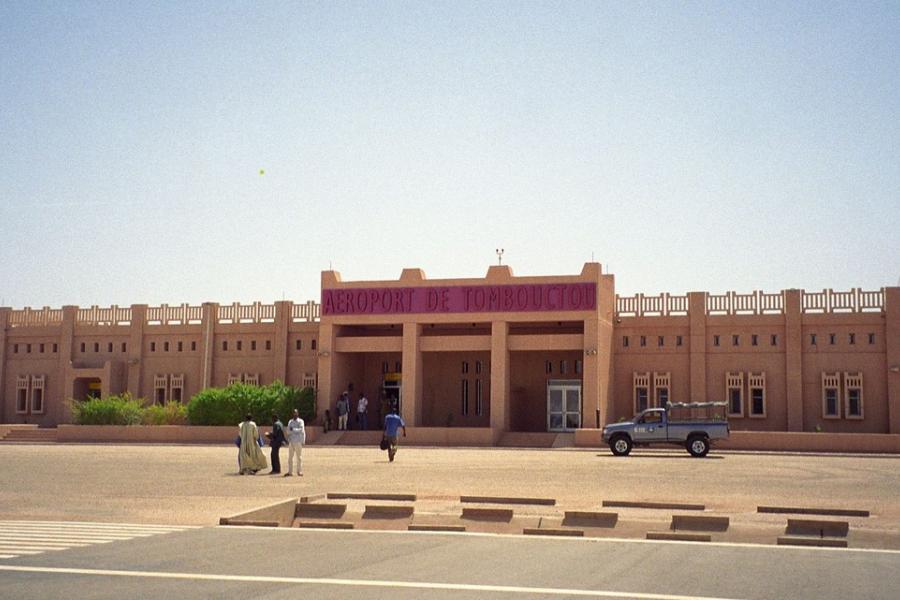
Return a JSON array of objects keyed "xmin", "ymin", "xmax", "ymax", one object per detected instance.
[{"xmin": 238, "ymin": 414, "xmax": 268, "ymax": 475}]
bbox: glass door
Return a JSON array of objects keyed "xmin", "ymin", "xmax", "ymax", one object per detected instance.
[{"xmin": 547, "ymin": 380, "xmax": 582, "ymax": 432}]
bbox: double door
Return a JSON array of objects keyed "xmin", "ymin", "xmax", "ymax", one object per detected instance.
[{"xmin": 547, "ymin": 380, "xmax": 582, "ymax": 432}]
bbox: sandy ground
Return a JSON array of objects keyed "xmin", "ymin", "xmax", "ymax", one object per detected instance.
[{"xmin": 2, "ymin": 444, "xmax": 899, "ymax": 526}]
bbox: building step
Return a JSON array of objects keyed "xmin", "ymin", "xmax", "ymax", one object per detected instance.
[
  {"xmin": 311, "ymin": 430, "xmax": 344, "ymax": 445},
  {"xmin": 1, "ymin": 428, "xmax": 58, "ymax": 443}
]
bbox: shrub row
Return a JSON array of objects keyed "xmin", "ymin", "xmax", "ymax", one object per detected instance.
[
  {"xmin": 69, "ymin": 382, "xmax": 315, "ymax": 427},
  {"xmin": 186, "ymin": 381, "xmax": 315, "ymax": 426},
  {"xmin": 69, "ymin": 393, "xmax": 187, "ymax": 426}
]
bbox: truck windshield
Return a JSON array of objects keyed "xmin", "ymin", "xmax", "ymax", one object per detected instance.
[{"xmin": 640, "ymin": 412, "xmax": 663, "ymax": 424}]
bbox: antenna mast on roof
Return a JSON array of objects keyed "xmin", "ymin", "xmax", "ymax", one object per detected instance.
[{"xmin": 495, "ymin": 248, "xmax": 504, "ymax": 265}]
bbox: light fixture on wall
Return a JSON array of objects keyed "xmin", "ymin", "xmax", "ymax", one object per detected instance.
[
  {"xmin": 890, "ymin": 365, "xmax": 900, "ymax": 373},
  {"xmin": 318, "ymin": 351, "xmax": 330, "ymax": 357},
  {"xmin": 585, "ymin": 348, "xmax": 598, "ymax": 356}
]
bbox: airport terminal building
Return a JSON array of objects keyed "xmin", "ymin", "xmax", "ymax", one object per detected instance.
[{"xmin": 2, "ymin": 263, "xmax": 899, "ymax": 440}]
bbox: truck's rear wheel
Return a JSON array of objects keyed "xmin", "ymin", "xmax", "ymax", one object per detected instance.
[
  {"xmin": 687, "ymin": 435, "xmax": 710, "ymax": 458},
  {"xmin": 610, "ymin": 435, "xmax": 633, "ymax": 456}
]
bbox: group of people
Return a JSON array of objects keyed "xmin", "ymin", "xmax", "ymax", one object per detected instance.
[
  {"xmin": 236, "ymin": 401, "xmax": 407, "ymax": 473},
  {"xmin": 237, "ymin": 409, "xmax": 306, "ymax": 476},
  {"xmin": 334, "ymin": 391, "xmax": 369, "ymax": 430}
]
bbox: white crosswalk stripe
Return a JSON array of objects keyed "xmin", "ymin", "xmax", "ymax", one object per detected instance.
[{"xmin": 0, "ymin": 521, "xmax": 196, "ymax": 560}]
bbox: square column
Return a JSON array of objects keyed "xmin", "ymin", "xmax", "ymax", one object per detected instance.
[
  {"xmin": 199, "ymin": 303, "xmax": 218, "ymax": 390},
  {"xmin": 490, "ymin": 321, "xmax": 510, "ymax": 440},
  {"xmin": 273, "ymin": 301, "xmax": 292, "ymax": 382},
  {"xmin": 885, "ymin": 288, "xmax": 900, "ymax": 433},
  {"xmin": 316, "ymin": 321, "xmax": 337, "ymax": 421},
  {"xmin": 401, "ymin": 322, "xmax": 423, "ymax": 426},
  {"xmin": 127, "ymin": 305, "xmax": 146, "ymax": 396},
  {"xmin": 688, "ymin": 292, "xmax": 707, "ymax": 403},
  {"xmin": 783, "ymin": 289, "xmax": 804, "ymax": 431}
]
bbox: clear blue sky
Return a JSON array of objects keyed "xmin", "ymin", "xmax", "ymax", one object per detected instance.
[{"xmin": 1, "ymin": 1, "xmax": 898, "ymax": 308}]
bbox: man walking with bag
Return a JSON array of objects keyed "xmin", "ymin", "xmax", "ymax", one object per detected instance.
[
  {"xmin": 382, "ymin": 408, "xmax": 406, "ymax": 463},
  {"xmin": 285, "ymin": 408, "xmax": 306, "ymax": 477}
]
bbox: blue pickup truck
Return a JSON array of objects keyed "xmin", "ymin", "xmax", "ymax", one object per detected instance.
[{"xmin": 601, "ymin": 402, "xmax": 729, "ymax": 457}]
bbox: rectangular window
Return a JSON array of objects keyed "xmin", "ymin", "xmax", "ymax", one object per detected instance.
[
  {"xmin": 658, "ymin": 336, "xmax": 664, "ymax": 347},
  {"xmin": 236, "ymin": 341, "xmax": 242, "ymax": 351},
  {"xmin": 810, "ymin": 334, "xmax": 817, "ymax": 346},
  {"xmin": 849, "ymin": 333, "xmax": 855, "ymax": 345},
  {"xmin": 296, "ymin": 340, "xmax": 302, "ymax": 350},
  {"xmin": 154, "ymin": 374, "xmax": 168, "ymax": 405},
  {"xmin": 639, "ymin": 336, "xmax": 646, "ymax": 347},
  {"xmin": 164, "ymin": 341, "xmax": 170, "ymax": 352},
  {"xmin": 177, "ymin": 341, "xmax": 183, "ymax": 352},
  {"xmin": 190, "ymin": 341, "xmax": 196, "ymax": 351},
  {"xmin": 80, "ymin": 342, "xmax": 86, "ymax": 352},
  {"xmin": 93, "ymin": 342, "xmax": 98, "ymax": 352},
  {"xmin": 475, "ymin": 379, "xmax": 483, "ymax": 416},
  {"xmin": 382, "ymin": 361, "xmax": 389, "ymax": 374},
  {"xmin": 726, "ymin": 372, "xmax": 744, "ymax": 417},
  {"xmin": 462, "ymin": 361, "xmax": 469, "ymax": 374},
  {"xmin": 26, "ymin": 343, "xmax": 32, "ymax": 353},
  {"xmin": 395, "ymin": 361, "xmax": 401, "ymax": 373},
  {"xmin": 771, "ymin": 334, "xmax": 777, "ymax": 346},
  {"xmin": 150, "ymin": 342, "xmax": 156, "ymax": 352},
  {"xmin": 732, "ymin": 335, "xmax": 740, "ymax": 346},
  {"xmin": 751, "ymin": 335, "xmax": 758, "ymax": 347},
  {"xmin": 461, "ymin": 379, "xmax": 469, "ymax": 415},
  {"xmin": 251, "ymin": 340, "xmax": 257, "ymax": 351},
  {"xmin": 121, "ymin": 342, "xmax": 126, "ymax": 353},
  {"xmin": 844, "ymin": 372, "xmax": 863, "ymax": 419},
  {"xmin": 653, "ymin": 372, "xmax": 670, "ymax": 409},
  {"xmin": 748, "ymin": 372, "xmax": 766, "ymax": 417},
  {"xmin": 560, "ymin": 360, "xmax": 568, "ymax": 375},
  {"xmin": 171, "ymin": 387, "xmax": 183, "ymax": 402},
  {"xmin": 713, "ymin": 335, "xmax": 720, "ymax": 347},
  {"xmin": 13, "ymin": 344, "xmax": 18, "ymax": 354},
  {"xmin": 676, "ymin": 335, "xmax": 683, "ymax": 347},
  {"xmin": 822, "ymin": 372, "xmax": 840, "ymax": 418},
  {"xmin": 633, "ymin": 371, "xmax": 650, "ymax": 414},
  {"xmin": 170, "ymin": 374, "xmax": 184, "ymax": 403},
  {"xmin": 475, "ymin": 360, "xmax": 482, "ymax": 375},
  {"xmin": 53, "ymin": 343, "xmax": 58, "ymax": 353},
  {"xmin": 545, "ymin": 361, "xmax": 552, "ymax": 374},
  {"xmin": 575, "ymin": 360, "xmax": 582, "ymax": 374},
  {"xmin": 222, "ymin": 341, "xmax": 228, "ymax": 351},
  {"xmin": 30, "ymin": 376, "xmax": 45, "ymax": 414},
  {"xmin": 311, "ymin": 339, "xmax": 317, "ymax": 350},
  {"xmin": 636, "ymin": 387, "xmax": 649, "ymax": 412},
  {"xmin": 623, "ymin": 336, "xmax": 629, "ymax": 348},
  {"xmin": 266, "ymin": 340, "xmax": 272, "ymax": 351},
  {"xmin": 40, "ymin": 343, "xmax": 45, "ymax": 353},
  {"xmin": 107, "ymin": 342, "xmax": 113, "ymax": 352},
  {"xmin": 656, "ymin": 387, "xmax": 669, "ymax": 408},
  {"xmin": 829, "ymin": 333, "xmax": 836, "ymax": 345},
  {"xmin": 16, "ymin": 376, "xmax": 29, "ymax": 413},
  {"xmin": 868, "ymin": 333, "xmax": 875, "ymax": 345}
]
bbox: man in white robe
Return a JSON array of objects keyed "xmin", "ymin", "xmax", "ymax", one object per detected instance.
[{"xmin": 238, "ymin": 414, "xmax": 268, "ymax": 475}]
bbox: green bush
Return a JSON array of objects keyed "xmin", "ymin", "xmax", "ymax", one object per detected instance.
[
  {"xmin": 187, "ymin": 381, "xmax": 315, "ymax": 426},
  {"xmin": 142, "ymin": 401, "xmax": 189, "ymax": 425},
  {"xmin": 70, "ymin": 393, "xmax": 145, "ymax": 425}
]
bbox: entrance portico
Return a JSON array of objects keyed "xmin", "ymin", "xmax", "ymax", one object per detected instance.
[{"xmin": 316, "ymin": 263, "xmax": 614, "ymax": 442}]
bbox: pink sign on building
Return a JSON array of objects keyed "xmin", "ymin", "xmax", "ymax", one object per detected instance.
[{"xmin": 322, "ymin": 283, "xmax": 597, "ymax": 316}]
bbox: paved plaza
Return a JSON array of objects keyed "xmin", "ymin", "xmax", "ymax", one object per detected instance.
[{"xmin": 1, "ymin": 444, "xmax": 899, "ymax": 545}]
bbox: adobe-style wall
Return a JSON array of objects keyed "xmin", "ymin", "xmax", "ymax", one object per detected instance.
[{"xmin": 56, "ymin": 424, "xmax": 323, "ymax": 444}]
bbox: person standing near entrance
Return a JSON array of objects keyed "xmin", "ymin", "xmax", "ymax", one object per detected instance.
[
  {"xmin": 382, "ymin": 409, "xmax": 406, "ymax": 462},
  {"xmin": 336, "ymin": 392, "xmax": 350, "ymax": 430},
  {"xmin": 357, "ymin": 392, "xmax": 369, "ymax": 430},
  {"xmin": 285, "ymin": 408, "xmax": 305, "ymax": 477},
  {"xmin": 267, "ymin": 414, "xmax": 286, "ymax": 475}
]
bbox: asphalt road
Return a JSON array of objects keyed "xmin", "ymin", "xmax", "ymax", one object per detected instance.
[{"xmin": 1, "ymin": 526, "xmax": 898, "ymax": 600}]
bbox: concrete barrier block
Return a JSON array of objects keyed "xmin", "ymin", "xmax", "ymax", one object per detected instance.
[
  {"xmin": 364, "ymin": 505, "xmax": 415, "ymax": 518},
  {"xmin": 603, "ymin": 500, "xmax": 705, "ymax": 511},
  {"xmin": 461, "ymin": 507, "xmax": 514, "ymax": 521},
  {"xmin": 647, "ymin": 532, "xmax": 712, "ymax": 542},
  {"xmin": 408, "ymin": 525, "xmax": 466, "ymax": 532},
  {"xmin": 777, "ymin": 536, "xmax": 848, "ymax": 548},
  {"xmin": 562, "ymin": 511, "xmax": 618, "ymax": 528},
  {"xmin": 328, "ymin": 492, "xmax": 417, "ymax": 501},
  {"xmin": 785, "ymin": 519, "xmax": 849, "ymax": 537},
  {"xmin": 460, "ymin": 495, "xmax": 555, "ymax": 506},
  {"xmin": 671, "ymin": 515, "xmax": 729, "ymax": 532},
  {"xmin": 758, "ymin": 506, "xmax": 869, "ymax": 518},
  {"xmin": 296, "ymin": 522, "xmax": 354, "ymax": 529},
  {"xmin": 523, "ymin": 528, "xmax": 584, "ymax": 537}
]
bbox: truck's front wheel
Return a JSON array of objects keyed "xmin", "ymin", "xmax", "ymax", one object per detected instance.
[
  {"xmin": 610, "ymin": 435, "xmax": 633, "ymax": 456},
  {"xmin": 687, "ymin": 435, "xmax": 710, "ymax": 458}
]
